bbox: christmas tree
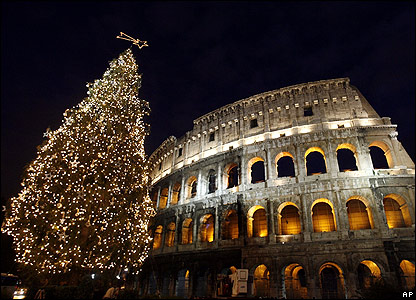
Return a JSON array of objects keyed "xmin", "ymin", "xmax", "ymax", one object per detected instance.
[{"xmin": 2, "ymin": 48, "xmax": 155, "ymax": 278}]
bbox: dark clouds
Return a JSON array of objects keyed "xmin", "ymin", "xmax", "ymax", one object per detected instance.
[{"xmin": 1, "ymin": 1, "xmax": 414, "ymax": 201}]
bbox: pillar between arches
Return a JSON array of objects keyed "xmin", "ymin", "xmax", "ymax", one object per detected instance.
[{"xmin": 179, "ymin": 176, "xmax": 186, "ymax": 205}]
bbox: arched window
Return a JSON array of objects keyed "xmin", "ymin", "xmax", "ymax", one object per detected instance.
[
  {"xmin": 284, "ymin": 264, "xmax": 308, "ymax": 299},
  {"xmin": 369, "ymin": 146, "xmax": 389, "ymax": 169},
  {"xmin": 347, "ymin": 200, "xmax": 371, "ymax": 230},
  {"xmin": 305, "ymin": 147, "xmax": 327, "ymax": 175},
  {"xmin": 181, "ymin": 218, "xmax": 193, "ymax": 245},
  {"xmin": 222, "ymin": 210, "xmax": 239, "ymax": 240},
  {"xmin": 176, "ymin": 269, "xmax": 191, "ymax": 297},
  {"xmin": 248, "ymin": 157, "xmax": 265, "ymax": 183},
  {"xmin": 277, "ymin": 154, "xmax": 295, "ymax": 177},
  {"xmin": 159, "ymin": 187, "xmax": 169, "ymax": 209},
  {"xmin": 153, "ymin": 225, "xmax": 163, "ymax": 249},
  {"xmin": 336, "ymin": 144, "xmax": 358, "ymax": 172},
  {"xmin": 165, "ymin": 222, "xmax": 176, "ymax": 247},
  {"xmin": 248, "ymin": 206, "xmax": 268, "ymax": 238},
  {"xmin": 383, "ymin": 198, "xmax": 406, "ymax": 228},
  {"xmin": 280, "ymin": 205, "xmax": 301, "ymax": 235},
  {"xmin": 369, "ymin": 141, "xmax": 393, "ymax": 169},
  {"xmin": 319, "ymin": 264, "xmax": 345, "ymax": 299},
  {"xmin": 357, "ymin": 260, "xmax": 381, "ymax": 290},
  {"xmin": 254, "ymin": 264, "xmax": 270, "ymax": 297},
  {"xmin": 383, "ymin": 194, "xmax": 412, "ymax": 228},
  {"xmin": 227, "ymin": 164, "xmax": 239, "ymax": 188},
  {"xmin": 200, "ymin": 214, "xmax": 214, "ymax": 242},
  {"xmin": 400, "ymin": 260, "xmax": 415, "ymax": 291},
  {"xmin": 186, "ymin": 176, "xmax": 197, "ymax": 199},
  {"xmin": 171, "ymin": 182, "xmax": 181, "ymax": 205},
  {"xmin": 312, "ymin": 202, "xmax": 336, "ymax": 232},
  {"xmin": 208, "ymin": 170, "xmax": 216, "ymax": 194},
  {"xmin": 191, "ymin": 181, "xmax": 197, "ymax": 198}
]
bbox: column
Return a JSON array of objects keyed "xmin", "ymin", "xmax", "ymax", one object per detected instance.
[
  {"xmin": 166, "ymin": 182, "xmax": 173, "ymax": 208},
  {"xmin": 216, "ymin": 162, "xmax": 223, "ymax": 194},
  {"xmin": 355, "ymin": 136, "xmax": 373, "ymax": 172},
  {"xmin": 214, "ymin": 202, "xmax": 220, "ymax": 243},
  {"xmin": 180, "ymin": 177, "xmax": 186, "ymax": 205},
  {"xmin": 267, "ymin": 198, "xmax": 275, "ymax": 244},
  {"xmin": 295, "ymin": 144, "xmax": 307, "ymax": 179},
  {"xmin": 300, "ymin": 194, "xmax": 312, "ymax": 242},
  {"xmin": 156, "ymin": 186, "xmax": 161, "ymax": 209},
  {"xmin": 175, "ymin": 209, "xmax": 180, "ymax": 252},
  {"xmin": 333, "ymin": 189, "xmax": 348, "ymax": 237},
  {"xmin": 326, "ymin": 139, "xmax": 339, "ymax": 177},
  {"xmin": 240, "ymin": 154, "xmax": 247, "ymax": 190},
  {"xmin": 265, "ymin": 147, "xmax": 274, "ymax": 186},
  {"xmin": 197, "ymin": 169, "xmax": 203, "ymax": 199}
]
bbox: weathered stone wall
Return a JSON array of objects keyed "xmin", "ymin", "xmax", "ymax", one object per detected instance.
[{"xmin": 142, "ymin": 78, "xmax": 415, "ymax": 299}]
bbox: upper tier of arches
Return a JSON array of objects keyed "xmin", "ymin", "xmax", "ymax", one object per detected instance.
[{"xmin": 151, "ymin": 140, "xmax": 412, "ymax": 210}]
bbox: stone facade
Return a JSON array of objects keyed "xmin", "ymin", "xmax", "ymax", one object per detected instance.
[{"xmin": 141, "ymin": 78, "xmax": 415, "ymax": 298}]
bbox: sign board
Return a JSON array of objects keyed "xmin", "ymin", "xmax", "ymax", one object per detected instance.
[{"xmin": 237, "ymin": 269, "xmax": 248, "ymax": 281}]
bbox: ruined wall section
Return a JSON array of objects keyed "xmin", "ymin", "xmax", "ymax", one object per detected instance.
[
  {"xmin": 149, "ymin": 78, "xmax": 399, "ymax": 184},
  {"xmin": 144, "ymin": 78, "xmax": 415, "ymax": 299}
]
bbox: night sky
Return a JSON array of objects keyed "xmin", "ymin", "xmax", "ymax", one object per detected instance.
[{"xmin": 1, "ymin": 1, "xmax": 415, "ymax": 204}]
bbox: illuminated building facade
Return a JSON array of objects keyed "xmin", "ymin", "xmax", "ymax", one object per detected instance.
[{"xmin": 141, "ymin": 78, "xmax": 415, "ymax": 298}]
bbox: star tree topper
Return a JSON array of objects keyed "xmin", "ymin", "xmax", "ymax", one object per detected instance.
[{"xmin": 116, "ymin": 32, "xmax": 149, "ymax": 49}]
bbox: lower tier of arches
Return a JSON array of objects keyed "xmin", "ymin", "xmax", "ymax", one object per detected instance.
[{"xmin": 138, "ymin": 239, "xmax": 415, "ymax": 299}]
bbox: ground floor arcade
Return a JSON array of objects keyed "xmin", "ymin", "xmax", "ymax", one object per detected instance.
[{"xmin": 138, "ymin": 239, "xmax": 415, "ymax": 298}]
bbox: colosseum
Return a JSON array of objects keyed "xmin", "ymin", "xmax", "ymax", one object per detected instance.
[{"xmin": 140, "ymin": 77, "xmax": 415, "ymax": 299}]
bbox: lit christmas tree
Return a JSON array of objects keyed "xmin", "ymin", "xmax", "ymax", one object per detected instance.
[{"xmin": 2, "ymin": 48, "xmax": 155, "ymax": 278}]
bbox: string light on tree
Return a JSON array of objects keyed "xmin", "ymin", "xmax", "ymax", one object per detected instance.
[{"xmin": 2, "ymin": 47, "xmax": 155, "ymax": 277}]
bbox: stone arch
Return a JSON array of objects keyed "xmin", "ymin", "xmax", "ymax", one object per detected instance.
[
  {"xmin": 305, "ymin": 146, "xmax": 327, "ymax": 175},
  {"xmin": 222, "ymin": 209, "xmax": 239, "ymax": 240},
  {"xmin": 186, "ymin": 176, "xmax": 197, "ymax": 200},
  {"xmin": 357, "ymin": 260, "xmax": 382, "ymax": 290},
  {"xmin": 225, "ymin": 163, "xmax": 239, "ymax": 188},
  {"xmin": 275, "ymin": 152, "xmax": 296, "ymax": 177},
  {"xmin": 383, "ymin": 194, "xmax": 412, "ymax": 228},
  {"xmin": 181, "ymin": 218, "xmax": 193, "ymax": 245},
  {"xmin": 369, "ymin": 140, "xmax": 393, "ymax": 169},
  {"xmin": 399, "ymin": 260, "xmax": 415, "ymax": 291},
  {"xmin": 176, "ymin": 268, "xmax": 191, "ymax": 298},
  {"xmin": 247, "ymin": 156, "xmax": 265, "ymax": 184},
  {"xmin": 346, "ymin": 195, "xmax": 375, "ymax": 229},
  {"xmin": 165, "ymin": 222, "xmax": 176, "ymax": 247},
  {"xmin": 153, "ymin": 225, "xmax": 163, "ymax": 249},
  {"xmin": 336, "ymin": 143, "xmax": 358, "ymax": 172},
  {"xmin": 159, "ymin": 187, "xmax": 169, "ymax": 209},
  {"xmin": 277, "ymin": 202, "xmax": 301, "ymax": 235},
  {"xmin": 282, "ymin": 263, "xmax": 308, "ymax": 299},
  {"xmin": 247, "ymin": 205, "xmax": 268, "ymax": 238},
  {"xmin": 253, "ymin": 264, "xmax": 270, "ymax": 297},
  {"xmin": 207, "ymin": 169, "xmax": 217, "ymax": 194},
  {"xmin": 311, "ymin": 199, "xmax": 337, "ymax": 232},
  {"xmin": 346, "ymin": 197, "xmax": 373, "ymax": 230},
  {"xmin": 319, "ymin": 262, "xmax": 346, "ymax": 299},
  {"xmin": 199, "ymin": 214, "xmax": 214, "ymax": 242},
  {"xmin": 171, "ymin": 182, "xmax": 181, "ymax": 205}
]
